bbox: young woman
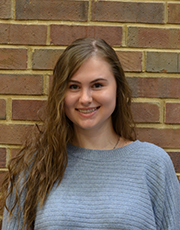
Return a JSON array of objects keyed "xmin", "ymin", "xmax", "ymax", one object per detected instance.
[{"xmin": 2, "ymin": 38, "xmax": 180, "ymax": 229}]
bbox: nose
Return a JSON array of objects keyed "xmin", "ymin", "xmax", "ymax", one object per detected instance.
[{"xmin": 79, "ymin": 88, "xmax": 92, "ymax": 105}]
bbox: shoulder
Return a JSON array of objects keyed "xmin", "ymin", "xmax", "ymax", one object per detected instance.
[
  {"xmin": 130, "ymin": 140, "xmax": 175, "ymax": 174},
  {"xmin": 134, "ymin": 141, "xmax": 178, "ymax": 183},
  {"xmin": 133, "ymin": 140, "xmax": 171, "ymax": 161}
]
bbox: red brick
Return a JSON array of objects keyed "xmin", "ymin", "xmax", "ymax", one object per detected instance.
[
  {"xmin": 146, "ymin": 52, "xmax": 178, "ymax": 73},
  {"xmin": 12, "ymin": 100, "xmax": 46, "ymax": 121},
  {"xmin": 0, "ymin": 48, "xmax": 27, "ymax": 70},
  {"xmin": 91, "ymin": 1, "xmax": 164, "ymax": 24},
  {"xmin": 136, "ymin": 128, "xmax": 180, "ymax": 149},
  {"xmin": 127, "ymin": 77, "xmax": 180, "ymax": 99},
  {"xmin": 0, "ymin": 74, "xmax": 43, "ymax": 95},
  {"xmin": 116, "ymin": 51, "xmax": 142, "ymax": 72},
  {"xmin": 165, "ymin": 103, "xmax": 180, "ymax": 124},
  {"xmin": 0, "ymin": 24, "xmax": 47, "ymax": 45},
  {"xmin": 0, "ymin": 148, "xmax": 6, "ymax": 168},
  {"xmin": 168, "ymin": 3, "xmax": 180, "ymax": 24},
  {"xmin": 16, "ymin": 0, "xmax": 88, "ymax": 21},
  {"xmin": 0, "ymin": 99, "xmax": 6, "ymax": 120},
  {"xmin": 131, "ymin": 102, "xmax": 160, "ymax": 123},
  {"xmin": 127, "ymin": 27, "xmax": 180, "ymax": 49},
  {"xmin": 50, "ymin": 25, "xmax": 122, "ymax": 47},
  {"xmin": 0, "ymin": 0, "xmax": 11, "ymax": 19},
  {"xmin": 168, "ymin": 152, "xmax": 180, "ymax": 173},
  {"xmin": 32, "ymin": 49, "xmax": 64, "ymax": 70},
  {"xmin": 0, "ymin": 124, "xmax": 33, "ymax": 145}
]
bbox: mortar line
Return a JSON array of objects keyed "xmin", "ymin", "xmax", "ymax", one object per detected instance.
[
  {"xmin": 43, "ymin": 75, "xmax": 50, "ymax": 96},
  {"xmin": 142, "ymin": 50, "xmax": 146, "ymax": 73},
  {"xmin": 6, "ymin": 98, "xmax": 12, "ymax": 122},
  {"xmin": 11, "ymin": 0, "xmax": 16, "ymax": 19},
  {"xmin": 161, "ymin": 99, "xmax": 166, "ymax": 124},
  {"xmin": 88, "ymin": 0, "xmax": 92, "ymax": 23},
  {"xmin": 6, "ymin": 148, "xmax": 11, "ymax": 166},
  {"xmin": 164, "ymin": 1, "xmax": 168, "ymax": 24},
  {"xmin": 46, "ymin": 25, "xmax": 51, "ymax": 45},
  {"xmin": 27, "ymin": 48, "xmax": 33, "ymax": 70},
  {"xmin": 122, "ymin": 25, "xmax": 127, "ymax": 47}
]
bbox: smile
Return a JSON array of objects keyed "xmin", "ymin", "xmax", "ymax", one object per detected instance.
[{"xmin": 76, "ymin": 107, "xmax": 99, "ymax": 113}]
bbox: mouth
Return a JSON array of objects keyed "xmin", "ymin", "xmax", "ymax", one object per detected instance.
[{"xmin": 76, "ymin": 106, "xmax": 100, "ymax": 114}]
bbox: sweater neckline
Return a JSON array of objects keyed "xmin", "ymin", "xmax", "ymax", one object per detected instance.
[{"xmin": 67, "ymin": 140, "xmax": 140, "ymax": 161}]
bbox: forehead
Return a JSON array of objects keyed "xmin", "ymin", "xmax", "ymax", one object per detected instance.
[{"xmin": 70, "ymin": 56, "xmax": 113, "ymax": 80}]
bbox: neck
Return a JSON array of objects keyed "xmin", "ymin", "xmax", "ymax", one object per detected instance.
[{"xmin": 71, "ymin": 124, "xmax": 119, "ymax": 150}]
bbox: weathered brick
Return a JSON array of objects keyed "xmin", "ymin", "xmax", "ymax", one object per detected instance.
[
  {"xmin": 0, "ymin": 99, "xmax": 6, "ymax": 120},
  {"xmin": 91, "ymin": 1, "xmax": 164, "ymax": 24},
  {"xmin": 12, "ymin": 100, "xmax": 46, "ymax": 121},
  {"xmin": 0, "ymin": 148, "xmax": 6, "ymax": 168},
  {"xmin": 136, "ymin": 128, "xmax": 180, "ymax": 149},
  {"xmin": 168, "ymin": 3, "xmax": 180, "ymax": 24},
  {"xmin": 127, "ymin": 77, "xmax": 180, "ymax": 98},
  {"xmin": 32, "ymin": 49, "xmax": 63, "ymax": 70},
  {"xmin": 116, "ymin": 51, "xmax": 142, "ymax": 72},
  {"xmin": 16, "ymin": 0, "xmax": 88, "ymax": 21},
  {"xmin": 146, "ymin": 52, "xmax": 178, "ymax": 73},
  {"xmin": 0, "ymin": 24, "xmax": 47, "ymax": 45},
  {"xmin": 127, "ymin": 27, "xmax": 180, "ymax": 49},
  {"xmin": 0, "ymin": 74, "xmax": 43, "ymax": 95},
  {"xmin": 0, "ymin": 48, "xmax": 27, "ymax": 70},
  {"xmin": 165, "ymin": 103, "xmax": 180, "ymax": 124},
  {"xmin": 50, "ymin": 25, "xmax": 122, "ymax": 46},
  {"xmin": 168, "ymin": 152, "xmax": 180, "ymax": 173},
  {"xmin": 0, "ymin": 0, "xmax": 11, "ymax": 19},
  {"xmin": 0, "ymin": 124, "xmax": 33, "ymax": 145},
  {"xmin": 131, "ymin": 102, "xmax": 160, "ymax": 123}
]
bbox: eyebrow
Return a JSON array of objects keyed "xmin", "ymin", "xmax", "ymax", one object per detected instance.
[{"xmin": 69, "ymin": 78, "xmax": 108, "ymax": 84}]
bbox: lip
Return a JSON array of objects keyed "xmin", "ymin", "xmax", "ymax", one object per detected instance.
[{"xmin": 76, "ymin": 106, "xmax": 100, "ymax": 117}]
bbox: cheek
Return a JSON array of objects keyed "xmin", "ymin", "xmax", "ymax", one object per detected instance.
[
  {"xmin": 64, "ymin": 93, "xmax": 78, "ymax": 117},
  {"xmin": 98, "ymin": 89, "xmax": 117, "ymax": 106},
  {"xmin": 64, "ymin": 93, "xmax": 75, "ymax": 108}
]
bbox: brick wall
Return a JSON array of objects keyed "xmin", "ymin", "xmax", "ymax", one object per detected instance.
[{"xmin": 0, "ymin": 0, "xmax": 180, "ymax": 225}]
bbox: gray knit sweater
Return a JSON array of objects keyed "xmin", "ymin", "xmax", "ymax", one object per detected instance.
[{"xmin": 2, "ymin": 140, "xmax": 180, "ymax": 229}]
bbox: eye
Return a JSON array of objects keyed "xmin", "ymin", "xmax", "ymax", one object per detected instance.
[
  {"xmin": 69, "ymin": 84, "xmax": 79, "ymax": 90},
  {"xmin": 92, "ymin": 83, "xmax": 103, "ymax": 88}
]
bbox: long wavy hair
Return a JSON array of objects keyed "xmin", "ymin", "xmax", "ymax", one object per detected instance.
[{"xmin": 2, "ymin": 38, "xmax": 136, "ymax": 230}]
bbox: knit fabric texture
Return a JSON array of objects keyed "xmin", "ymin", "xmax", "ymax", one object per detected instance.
[{"xmin": 2, "ymin": 140, "xmax": 180, "ymax": 229}]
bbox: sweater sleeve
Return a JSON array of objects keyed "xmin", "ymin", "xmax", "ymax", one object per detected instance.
[
  {"xmin": 146, "ymin": 148, "xmax": 180, "ymax": 230},
  {"xmin": 159, "ymin": 156, "xmax": 180, "ymax": 230}
]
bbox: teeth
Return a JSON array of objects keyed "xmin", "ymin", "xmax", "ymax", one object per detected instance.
[{"xmin": 78, "ymin": 108, "xmax": 97, "ymax": 113}]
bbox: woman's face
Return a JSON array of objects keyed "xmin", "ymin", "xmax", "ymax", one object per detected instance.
[{"xmin": 64, "ymin": 56, "xmax": 117, "ymax": 133}]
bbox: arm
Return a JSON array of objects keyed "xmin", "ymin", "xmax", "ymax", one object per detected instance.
[
  {"xmin": 159, "ymin": 156, "xmax": 180, "ymax": 230},
  {"xmin": 147, "ymin": 150, "xmax": 180, "ymax": 230}
]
